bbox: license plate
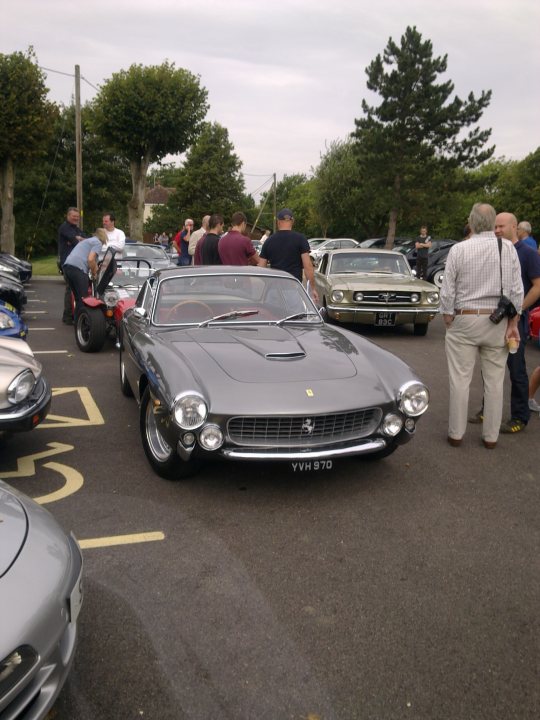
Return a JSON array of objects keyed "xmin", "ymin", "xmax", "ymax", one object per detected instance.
[
  {"xmin": 291, "ymin": 460, "xmax": 333, "ymax": 472},
  {"xmin": 375, "ymin": 312, "xmax": 396, "ymax": 326}
]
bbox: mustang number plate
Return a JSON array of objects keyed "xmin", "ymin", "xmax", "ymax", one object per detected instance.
[{"xmin": 375, "ymin": 312, "xmax": 396, "ymax": 326}]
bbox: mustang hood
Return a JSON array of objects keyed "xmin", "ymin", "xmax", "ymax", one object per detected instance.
[{"xmin": 333, "ymin": 274, "xmax": 436, "ymax": 291}]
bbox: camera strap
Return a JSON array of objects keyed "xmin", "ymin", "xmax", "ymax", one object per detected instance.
[{"xmin": 497, "ymin": 237, "xmax": 503, "ymax": 297}]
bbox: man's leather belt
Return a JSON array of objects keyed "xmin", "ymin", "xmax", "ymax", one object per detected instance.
[{"xmin": 455, "ymin": 309, "xmax": 494, "ymax": 315}]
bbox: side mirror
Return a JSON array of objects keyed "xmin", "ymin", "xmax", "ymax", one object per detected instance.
[{"xmin": 133, "ymin": 307, "xmax": 147, "ymax": 319}]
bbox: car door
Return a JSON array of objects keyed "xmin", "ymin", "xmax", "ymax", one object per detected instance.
[{"xmin": 314, "ymin": 253, "xmax": 331, "ymax": 304}]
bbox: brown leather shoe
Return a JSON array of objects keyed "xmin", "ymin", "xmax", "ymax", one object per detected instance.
[
  {"xmin": 482, "ymin": 440, "xmax": 497, "ymax": 449},
  {"xmin": 447, "ymin": 436, "xmax": 462, "ymax": 447}
]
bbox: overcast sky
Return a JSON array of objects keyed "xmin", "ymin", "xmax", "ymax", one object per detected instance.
[{"xmin": 4, "ymin": 0, "xmax": 540, "ymax": 198}]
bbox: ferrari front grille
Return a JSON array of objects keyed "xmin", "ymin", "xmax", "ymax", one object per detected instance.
[{"xmin": 227, "ymin": 409, "xmax": 382, "ymax": 447}]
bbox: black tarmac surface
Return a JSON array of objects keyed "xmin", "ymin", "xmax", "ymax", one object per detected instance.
[{"xmin": 1, "ymin": 277, "xmax": 538, "ymax": 720}]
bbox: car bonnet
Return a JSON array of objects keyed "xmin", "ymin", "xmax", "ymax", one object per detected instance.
[{"xmin": 0, "ymin": 484, "xmax": 27, "ymax": 577}]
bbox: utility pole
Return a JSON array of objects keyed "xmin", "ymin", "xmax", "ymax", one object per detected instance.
[
  {"xmin": 272, "ymin": 173, "xmax": 277, "ymax": 233},
  {"xmin": 75, "ymin": 65, "xmax": 83, "ymax": 229}
]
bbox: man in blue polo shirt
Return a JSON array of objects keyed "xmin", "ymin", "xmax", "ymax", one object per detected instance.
[
  {"xmin": 517, "ymin": 221, "xmax": 537, "ymax": 251},
  {"xmin": 496, "ymin": 212, "xmax": 540, "ymax": 432}
]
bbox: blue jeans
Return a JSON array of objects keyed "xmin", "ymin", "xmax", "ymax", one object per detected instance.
[
  {"xmin": 507, "ymin": 313, "xmax": 530, "ymax": 423},
  {"xmin": 177, "ymin": 256, "xmax": 191, "ymax": 266}
]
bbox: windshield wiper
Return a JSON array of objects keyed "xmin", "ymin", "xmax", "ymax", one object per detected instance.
[
  {"xmin": 275, "ymin": 312, "xmax": 320, "ymax": 326},
  {"xmin": 198, "ymin": 309, "xmax": 259, "ymax": 327}
]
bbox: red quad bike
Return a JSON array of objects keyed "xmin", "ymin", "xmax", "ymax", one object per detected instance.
[{"xmin": 74, "ymin": 249, "xmax": 152, "ymax": 352}]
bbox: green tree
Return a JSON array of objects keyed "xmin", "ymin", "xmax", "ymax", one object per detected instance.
[
  {"xmin": 496, "ymin": 148, "xmax": 540, "ymax": 232},
  {"xmin": 352, "ymin": 26, "xmax": 493, "ymax": 247},
  {"xmin": 0, "ymin": 48, "xmax": 55, "ymax": 253},
  {"xmin": 14, "ymin": 104, "xmax": 132, "ymax": 257},
  {"xmin": 91, "ymin": 61, "xmax": 208, "ymax": 240},
  {"xmin": 146, "ymin": 122, "xmax": 250, "ymax": 232}
]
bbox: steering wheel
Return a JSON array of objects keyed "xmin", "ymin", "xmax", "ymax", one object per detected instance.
[{"xmin": 166, "ymin": 300, "xmax": 213, "ymax": 323}]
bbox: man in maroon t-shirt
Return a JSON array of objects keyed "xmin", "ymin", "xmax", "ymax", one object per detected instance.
[{"xmin": 218, "ymin": 211, "xmax": 261, "ymax": 266}]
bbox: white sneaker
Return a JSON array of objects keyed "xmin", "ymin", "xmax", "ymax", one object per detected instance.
[{"xmin": 529, "ymin": 398, "xmax": 540, "ymax": 413}]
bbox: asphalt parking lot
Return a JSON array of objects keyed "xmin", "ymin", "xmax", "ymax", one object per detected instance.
[{"xmin": 1, "ymin": 276, "xmax": 539, "ymax": 720}]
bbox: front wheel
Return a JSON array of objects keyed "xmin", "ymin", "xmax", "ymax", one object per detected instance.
[
  {"xmin": 413, "ymin": 323, "xmax": 429, "ymax": 336},
  {"xmin": 140, "ymin": 387, "xmax": 201, "ymax": 480},
  {"xmin": 119, "ymin": 349, "xmax": 134, "ymax": 398},
  {"xmin": 75, "ymin": 306, "xmax": 107, "ymax": 352},
  {"xmin": 431, "ymin": 268, "xmax": 445, "ymax": 288}
]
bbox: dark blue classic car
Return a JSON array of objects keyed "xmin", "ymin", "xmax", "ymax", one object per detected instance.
[{"xmin": 119, "ymin": 266, "xmax": 429, "ymax": 479}]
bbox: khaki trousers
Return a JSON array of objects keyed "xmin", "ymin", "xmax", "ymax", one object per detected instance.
[{"xmin": 445, "ymin": 315, "xmax": 508, "ymax": 443}]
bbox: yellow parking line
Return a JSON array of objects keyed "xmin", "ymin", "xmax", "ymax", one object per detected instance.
[{"xmin": 79, "ymin": 532, "xmax": 165, "ymax": 549}]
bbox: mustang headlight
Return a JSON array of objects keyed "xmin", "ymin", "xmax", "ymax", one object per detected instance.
[
  {"xmin": 0, "ymin": 314, "xmax": 15, "ymax": 329},
  {"xmin": 331, "ymin": 290, "xmax": 344, "ymax": 302},
  {"xmin": 411, "ymin": 293, "xmax": 420, "ymax": 303},
  {"xmin": 398, "ymin": 381, "xmax": 429, "ymax": 417},
  {"xmin": 103, "ymin": 289, "xmax": 120, "ymax": 307},
  {"xmin": 7, "ymin": 369, "xmax": 36, "ymax": 405},
  {"xmin": 173, "ymin": 393, "xmax": 207, "ymax": 429},
  {"xmin": 426, "ymin": 292, "xmax": 439, "ymax": 304}
]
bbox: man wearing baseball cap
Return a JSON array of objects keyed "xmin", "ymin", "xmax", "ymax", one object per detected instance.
[{"xmin": 259, "ymin": 208, "xmax": 319, "ymax": 304}]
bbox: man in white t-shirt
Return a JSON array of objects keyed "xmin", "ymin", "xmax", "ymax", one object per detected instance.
[{"xmin": 103, "ymin": 213, "xmax": 126, "ymax": 253}]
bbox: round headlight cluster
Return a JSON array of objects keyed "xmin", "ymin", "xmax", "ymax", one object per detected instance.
[
  {"xmin": 103, "ymin": 289, "xmax": 120, "ymax": 308},
  {"xmin": 427, "ymin": 292, "xmax": 439, "ymax": 304},
  {"xmin": 399, "ymin": 381, "xmax": 429, "ymax": 417},
  {"xmin": 353, "ymin": 292, "xmax": 364, "ymax": 302},
  {"xmin": 382, "ymin": 413, "xmax": 404, "ymax": 436},
  {"xmin": 331, "ymin": 290, "xmax": 344, "ymax": 302},
  {"xmin": 411, "ymin": 293, "xmax": 420, "ymax": 303},
  {"xmin": 7, "ymin": 369, "xmax": 36, "ymax": 405},
  {"xmin": 173, "ymin": 393, "xmax": 207, "ymax": 429}
]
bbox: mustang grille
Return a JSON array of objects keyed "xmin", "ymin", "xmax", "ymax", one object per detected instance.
[
  {"xmin": 227, "ymin": 409, "xmax": 382, "ymax": 447},
  {"xmin": 354, "ymin": 291, "xmax": 418, "ymax": 304}
]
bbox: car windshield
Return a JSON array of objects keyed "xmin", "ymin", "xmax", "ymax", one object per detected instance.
[
  {"xmin": 151, "ymin": 272, "xmax": 321, "ymax": 326},
  {"xmin": 329, "ymin": 253, "xmax": 411, "ymax": 275},
  {"xmin": 123, "ymin": 245, "xmax": 168, "ymax": 260}
]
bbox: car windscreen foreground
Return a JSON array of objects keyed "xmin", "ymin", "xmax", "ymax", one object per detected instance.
[{"xmin": 152, "ymin": 272, "xmax": 321, "ymax": 326}]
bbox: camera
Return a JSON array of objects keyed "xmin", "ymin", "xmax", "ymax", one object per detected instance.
[{"xmin": 489, "ymin": 295, "xmax": 518, "ymax": 324}]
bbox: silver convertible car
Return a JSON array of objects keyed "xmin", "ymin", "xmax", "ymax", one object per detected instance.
[
  {"xmin": 119, "ymin": 266, "xmax": 429, "ymax": 479},
  {"xmin": 0, "ymin": 480, "xmax": 83, "ymax": 718}
]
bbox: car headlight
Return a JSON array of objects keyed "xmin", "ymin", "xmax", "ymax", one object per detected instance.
[
  {"xmin": 426, "ymin": 292, "xmax": 439, "ymax": 304},
  {"xmin": 7, "ymin": 369, "xmax": 36, "ymax": 405},
  {"xmin": 199, "ymin": 424, "xmax": 224, "ymax": 450},
  {"xmin": 103, "ymin": 289, "xmax": 120, "ymax": 307},
  {"xmin": 382, "ymin": 413, "xmax": 404, "ymax": 436},
  {"xmin": 331, "ymin": 290, "xmax": 344, "ymax": 302},
  {"xmin": 0, "ymin": 314, "xmax": 15, "ymax": 329},
  {"xmin": 411, "ymin": 293, "xmax": 420, "ymax": 303},
  {"xmin": 173, "ymin": 393, "xmax": 207, "ymax": 429},
  {"xmin": 398, "ymin": 381, "xmax": 429, "ymax": 417},
  {"xmin": 353, "ymin": 292, "xmax": 364, "ymax": 302}
]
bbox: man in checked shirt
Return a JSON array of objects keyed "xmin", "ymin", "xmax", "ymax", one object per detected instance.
[{"xmin": 440, "ymin": 203, "xmax": 523, "ymax": 449}]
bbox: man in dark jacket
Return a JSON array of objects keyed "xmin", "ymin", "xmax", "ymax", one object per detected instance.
[{"xmin": 57, "ymin": 207, "xmax": 85, "ymax": 323}]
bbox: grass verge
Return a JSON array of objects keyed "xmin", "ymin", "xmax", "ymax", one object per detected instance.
[{"xmin": 31, "ymin": 255, "xmax": 61, "ymax": 276}]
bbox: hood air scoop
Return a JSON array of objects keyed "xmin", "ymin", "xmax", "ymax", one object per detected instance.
[{"xmin": 265, "ymin": 351, "xmax": 306, "ymax": 360}]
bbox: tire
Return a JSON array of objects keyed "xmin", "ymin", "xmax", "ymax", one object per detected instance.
[
  {"xmin": 431, "ymin": 268, "xmax": 445, "ymax": 288},
  {"xmin": 413, "ymin": 323, "xmax": 429, "ymax": 336},
  {"xmin": 75, "ymin": 306, "xmax": 107, "ymax": 352},
  {"xmin": 119, "ymin": 349, "xmax": 134, "ymax": 398},
  {"xmin": 139, "ymin": 387, "xmax": 201, "ymax": 480}
]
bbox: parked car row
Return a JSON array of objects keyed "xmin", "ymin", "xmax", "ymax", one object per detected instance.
[{"xmin": 1, "ymin": 251, "xmax": 83, "ymax": 719}]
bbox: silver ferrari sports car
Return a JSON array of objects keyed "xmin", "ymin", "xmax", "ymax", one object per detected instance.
[
  {"xmin": 0, "ymin": 481, "xmax": 83, "ymax": 718},
  {"xmin": 119, "ymin": 266, "xmax": 429, "ymax": 479}
]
